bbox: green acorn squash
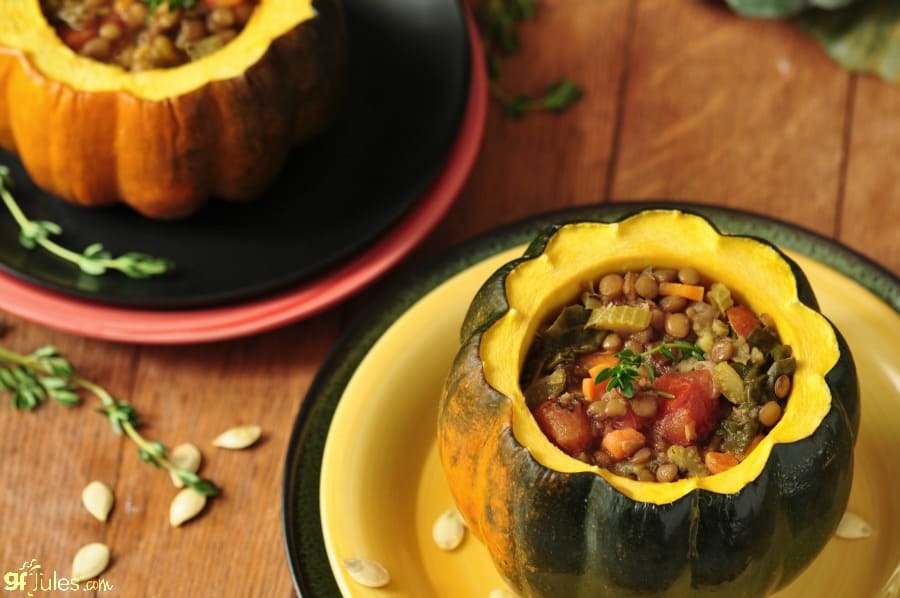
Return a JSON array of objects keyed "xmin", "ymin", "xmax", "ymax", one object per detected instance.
[
  {"xmin": 0, "ymin": 0, "xmax": 347, "ymax": 219},
  {"xmin": 438, "ymin": 209, "xmax": 859, "ymax": 597}
]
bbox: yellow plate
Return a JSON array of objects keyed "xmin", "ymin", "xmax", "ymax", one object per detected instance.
[{"xmin": 319, "ymin": 246, "xmax": 900, "ymax": 597}]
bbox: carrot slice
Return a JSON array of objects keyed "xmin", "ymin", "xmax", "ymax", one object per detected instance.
[
  {"xmin": 578, "ymin": 352, "xmax": 620, "ymax": 371},
  {"xmin": 601, "ymin": 428, "xmax": 646, "ymax": 460},
  {"xmin": 659, "ymin": 282, "xmax": 705, "ymax": 302},
  {"xmin": 704, "ymin": 451, "xmax": 740, "ymax": 474},
  {"xmin": 582, "ymin": 356, "xmax": 620, "ymax": 401}
]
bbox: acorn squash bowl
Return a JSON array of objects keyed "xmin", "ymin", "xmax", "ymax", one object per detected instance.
[
  {"xmin": 438, "ymin": 210, "xmax": 859, "ymax": 597},
  {"xmin": 0, "ymin": 0, "xmax": 348, "ymax": 219}
]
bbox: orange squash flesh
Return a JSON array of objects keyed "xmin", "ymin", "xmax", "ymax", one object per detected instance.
[{"xmin": 0, "ymin": 0, "xmax": 348, "ymax": 219}]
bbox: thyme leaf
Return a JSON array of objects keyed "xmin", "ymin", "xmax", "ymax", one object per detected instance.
[
  {"xmin": 0, "ymin": 333, "xmax": 220, "ymax": 498},
  {"xmin": 143, "ymin": 0, "xmax": 197, "ymax": 11},
  {"xmin": 595, "ymin": 341, "xmax": 705, "ymax": 398},
  {"xmin": 478, "ymin": 0, "xmax": 583, "ymax": 118},
  {"xmin": 0, "ymin": 166, "xmax": 173, "ymax": 279}
]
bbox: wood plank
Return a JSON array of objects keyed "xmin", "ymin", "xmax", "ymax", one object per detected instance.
[
  {"xmin": 611, "ymin": 0, "xmax": 849, "ymax": 238},
  {"xmin": 424, "ymin": 0, "xmax": 633, "ymax": 255},
  {"xmin": 99, "ymin": 314, "xmax": 339, "ymax": 596},
  {"xmin": 0, "ymin": 318, "xmax": 137, "ymax": 594},
  {"xmin": 0, "ymin": 311, "xmax": 339, "ymax": 596},
  {"xmin": 839, "ymin": 76, "xmax": 900, "ymax": 276}
]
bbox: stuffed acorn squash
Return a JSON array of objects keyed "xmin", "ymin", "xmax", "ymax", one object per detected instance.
[
  {"xmin": 438, "ymin": 209, "xmax": 859, "ymax": 597},
  {"xmin": 0, "ymin": 0, "xmax": 347, "ymax": 219}
]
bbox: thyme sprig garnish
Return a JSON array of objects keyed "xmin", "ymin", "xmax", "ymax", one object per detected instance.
[
  {"xmin": 478, "ymin": 0, "xmax": 583, "ymax": 119},
  {"xmin": 595, "ymin": 341, "xmax": 706, "ymax": 398},
  {"xmin": 0, "ymin": 337, "xmax": 220, "ymax": 497},
  {"xmin": 143, "ymin": 0, "xmax": 197, "ymax": 11},
  {"xmin": 0, "ymin": 166, "xmax": 172, "ymax": 278}
]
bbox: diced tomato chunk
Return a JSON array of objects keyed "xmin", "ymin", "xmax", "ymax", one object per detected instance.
[
  {"xmin": 533, "ymin": 400, "xmax": 593, "ymax": 455},
  {"xmin": 727, "ymin": 305, "xmax": 760, "ymax": 338},
  {"xmin": 652, "ymin": 370, "xmax": 718, "ymax": 446}
]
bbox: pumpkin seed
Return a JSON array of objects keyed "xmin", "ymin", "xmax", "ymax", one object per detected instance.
[
  {"xmin": 432, "ymin": 508, "xmax": 466, "ymax": 551},
  {"xmin": 169, "ymin": 443, "xmax": 202, "ymax": 488},
  {"xmin": 835, "ymin": 511, "xmax": 873, "ymax": 539},
  {"xmin": 81, "ymin": 480, "xmax": 114, "ymax": 522},
  {"xmin": 169, "ymin": 488, "xmax": 206, "ymax": 527},
  {"xmin": 343, "ymin": 557, "xmax": 390, "ymax": 588},
  {"xmin": 212, "ymin": 425, "xmax": 261, "ymax": 449},
  {"xmin": 71, "ymin": 542, "xmax": 110, "ymax": 582},
  {"xmin": 881, "ymin": 561, "xmax": 900, "ymax": 597},
  {"xmin": 489, "ymin": 590, "xmax": 518, "ymax": 598}
]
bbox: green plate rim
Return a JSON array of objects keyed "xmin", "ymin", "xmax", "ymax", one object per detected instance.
[{"xmin": 281, "ymin": 201, "xmax": 899, "ymax": 597}]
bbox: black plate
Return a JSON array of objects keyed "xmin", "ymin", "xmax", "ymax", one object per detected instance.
[
  {"xmin": 0, "ymin": 0, "xmax": 469, "ymax": 309},
  {"xmin": 281, "ymin": 201, "xmax": 900, "ymax": 597}
]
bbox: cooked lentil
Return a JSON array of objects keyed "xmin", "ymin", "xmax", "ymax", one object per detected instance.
[
  {"xmin": 41, "ymin": 0, "xmax": 260, "ymax": 71},
  {"xmin": 522, "ymin": 266, "xmax": 796, "ymax": 482}
]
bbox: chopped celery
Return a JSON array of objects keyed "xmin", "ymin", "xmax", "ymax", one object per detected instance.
[
  {"xmin": 667, "ymin": 445, "xmax": 708, "ymax": 477},
  {"xmin": 713, "ymin": 362, "xmax": 745, "ymax": 405},
  {"xmin": 707, "ymin": 282, "xmax": 734, "ymax": 315},
  {"xmin": 586, "ymin": 304, "xmax": 652, "ymax": 333}
]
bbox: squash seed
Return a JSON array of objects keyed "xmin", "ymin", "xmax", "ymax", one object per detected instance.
[
  {"xmin": 71, "ymin": 542, "xmax": 110, "ymax": 582},
  {"xmin": 835, "ymin": 511, "xmax": 873, "ymax": 539},
  {"xmin": 212, "ymin": 425, "xmax": 261, "ymax": 449},
  {"xmin": 343, "ymin": 557, "xmax": 389, "ymax": 588},
  {"xmin": 169, "ymin": 443, "xmax": 202, "ymax": 488},
  {"xmin": 81, "ymin": 480, "xmax": 114, "ymax": 522},
  {"xmin": 881, "ymin": 561, "xmax": 900, "ymax": 597},
  {"xmin": 432, "ymin": 508, "xmax": 466, "ymax": 551},
  {"xmin": 169, "ymin": 488, "xmax": 207, "ymax": 527},
  {"xmin": 489, "ymin": 590, "xmax": 519, "ymax": 598}
]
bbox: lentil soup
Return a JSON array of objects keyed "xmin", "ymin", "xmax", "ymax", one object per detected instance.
[
  {"xmin": 521, "ymin": 266, "xmax": 796, "ymax": 482},
  {"xmin": 41, "ymin": 0, "xmax": 259, "ymax": 71}
]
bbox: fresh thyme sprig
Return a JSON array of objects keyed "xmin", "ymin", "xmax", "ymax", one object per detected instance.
[
  {"xmin": 478, "ymin": 0, "xmax": 583, "ymax": 119},
  {"xmin": 595, "ymin": 341, "xmax": 706, "ymax": 398},
  {"xmin": 143, "ymin": 0, "xmax": 197, "ymax": 11},
  {"xmin": 0, "ymin": 337, "xmax": 220, "ymax": 497},
  {"xmin": 0, "ymin": 166, "xmax": 173, "ymax": 278}
]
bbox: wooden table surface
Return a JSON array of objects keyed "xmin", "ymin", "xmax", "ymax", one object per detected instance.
[{"xmin": 2, "ymin": 1, "xmax": 898, "ymax": 597}]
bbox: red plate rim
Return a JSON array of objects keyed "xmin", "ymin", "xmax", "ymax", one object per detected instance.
[{"xmin": 0, "ymin": 6, "xmax": 487, "ymax": 345}]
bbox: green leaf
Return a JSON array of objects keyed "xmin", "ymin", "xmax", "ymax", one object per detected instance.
[
  {"xmin": 138, "ymin": 448, "xmax": 162, "ymax": 469},
  {"xmin": 798, "ymin": 0, "xmax": 900, "ymax": 82},
  {"xmin": 40, "ymin": 376, "xmax": 68, "ymax": 390},
  {"xmin": 149, "ymin": 441, "xmax": 167, "ymax": 458},
  {"xmin": 0, "ymin": 368, "xmax": 16, "ymax": 389},
  {"xmin": 32, "ymin": 345, "xmax": 59, "ymax": 358},
  {"xmin": 82, "ymin": 243, "xmax": 108, "ymax": 259},
  {"xmin": 51, "ymin": 390, "xmax": 81, "ymax": 405},
  {"xmin": 114, "ymin": 253, "xmax": 174, "ymax": 279},
  {"xmin": 78, "ymin": 257, "xmax": 107, "ymax": 276},
  {"xmin": 502, "ymin": 95, "xmax": 530, "ymax": 120},
  {"xmin": 143, "ymin": 0, "xmax": 197, "ymax": 11},
  {"xmin": 512, "ymin": 0, "xmax": 536, "ymax": 19},
  {"xmin": 190, "ymin": 478, "xmax": 222, "ymax": 497},
  {"xmin": 542, "ymin": 80, "xmax": 583, "ymax": 112}
]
